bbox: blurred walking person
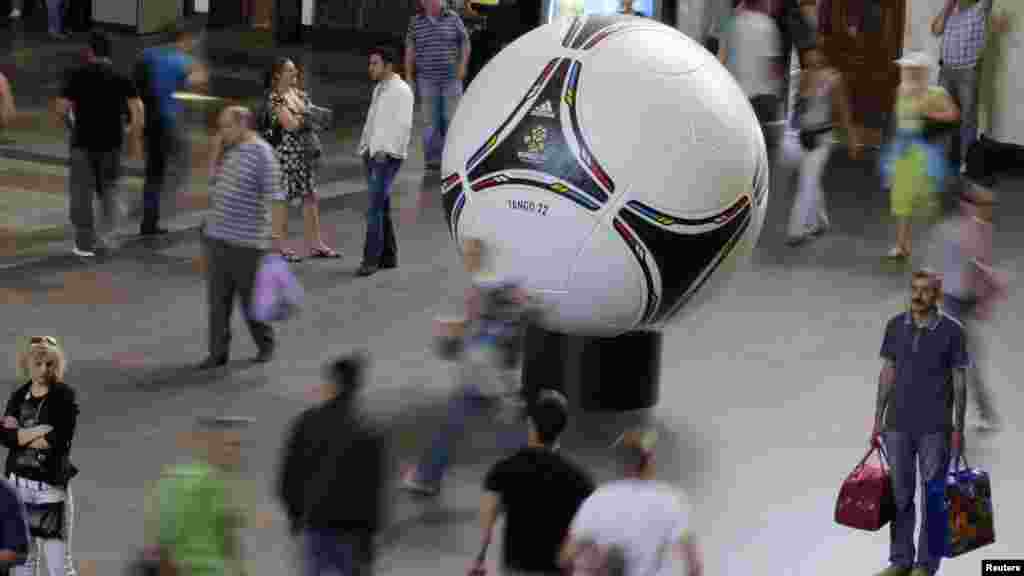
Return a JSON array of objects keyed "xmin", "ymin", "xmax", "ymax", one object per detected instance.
[
  {"xmin": 356, "ymin": 46, "xmax": 414, "ymax": 277},
  {"xmin": 278, "ymin": 354, "xmax": 389, "ymax": 576},
  {"xmin": 785, "ymin": 46, "xmax": 858, "ymax": 245},
  {"xmin": 55, "ymin": 31, "xmax": 144, "ymax": 257},
  {"xmin": 405, "ymin": 0, "xmax": 471, "ymax": 171},
  {"xmin": 262, "ymin": 58, "xmax": 340, "ymax": 263},
  {"xmin": 881, "ymin": 52, "xmax": 958, "ymax": 260},
  {"xmin": 2, "ymin": 336, "xmax": 81, "ymax": 576},
  {"xmin": 723, "ymin": 0, "xmax": 785, "ymax": 147},
  {"xmin": 136, "ymin": 26, "xmax": 208, "ymax": 236},
  {"xmin": 929, "ymin": 182, "xmax": 1007, "ymax": 431},
  {"xmin": 471, "ymin": 390, "xmax": 595, "ymax": 576},
  {"xmin": 199, "ymin": 106, "xmax": 279, "ymax": 369},
  {"xmin": 560, "ymin": 429, "xmax": 704, "ymax": 576},
  {"xmin": 145, "ymin": 417, "xmax": 252, "ymax": 576}
]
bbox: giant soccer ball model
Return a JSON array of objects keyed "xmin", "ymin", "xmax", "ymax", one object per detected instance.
[{"xmin": 441, "ymin": 14, "xmax": 769, "ymax": 337}]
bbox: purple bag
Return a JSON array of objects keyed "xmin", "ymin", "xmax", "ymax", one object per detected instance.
[{"xmin": 251, "ymin": 254, "xmax": 304, "ymax": 322}]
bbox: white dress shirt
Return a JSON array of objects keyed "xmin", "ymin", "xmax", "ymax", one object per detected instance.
[{"xmin": 358, "ymin": 73, "xmax": 415, "ymax": 160}]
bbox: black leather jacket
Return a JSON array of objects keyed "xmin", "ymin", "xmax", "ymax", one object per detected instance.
[{"xmin": 1, "ymin": 381, "xmax": 79, "ymax": 487}]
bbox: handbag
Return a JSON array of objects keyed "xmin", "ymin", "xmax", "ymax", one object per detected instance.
[
  {"xmin": 250, "ymin": 253, "xmax": 304, "ymax": 322},
  {"xmin": 834, "ymin": 444, "xmax": 895, "ymax": 531},
  {"xmin": 926, "ymin": 453, "xmax": 995, "ymax": 558},
  {"xmin": 26, "ymin": 501, "xmax": 64, "ymax": 539}
]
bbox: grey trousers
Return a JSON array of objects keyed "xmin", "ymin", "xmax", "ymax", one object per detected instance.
[
  {"xmin": 203, "ymin": 236, "xmax": 275, "ymax": 359},
  {"xmin": 68, "ymin": 147, "xmax": 120, "ymax": 251},
  {"xmin": 938, "ymin": 64, "xmax": 980, "ymax": 168},
  {"xmin": 883, "ymin": 431, "xmax": 951, "ymax": 574}
]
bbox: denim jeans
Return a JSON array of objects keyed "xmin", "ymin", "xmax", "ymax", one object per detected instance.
[
  {"xmin": 416, "ymin": 356, "xmax": 527, "ymax": 487},
  {"xmin": 938, "ymin": 65, "xmax": 979, "ymax": 170},
  {"xmin": 8, "ymin": 474, "xmax": 75, "ymax": 576},
  {"xmin": 46, "ymin": 0, "xmax": 62, "ymax": 34},
  {"xmin": 882, "ymin": 431, "xmax": 950, "ymax": 574},
  {"xmin": 303, "ymin": 529, "xmax": 368, "ymax": 576},
  {"xmin": 142, "ymin": 118, "xmax": 188, "ymax": 231},
  {"xmin": 362, "ymin": 155, "xmax": 402, "ymax": 267},
  {"xmin": 417, "ymin": 79, "xmax": 463, "ymax": 166}
]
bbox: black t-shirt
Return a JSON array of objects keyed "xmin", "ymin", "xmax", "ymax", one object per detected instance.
[
  {"xmin": 484, "ymin": 447, "xmax": 595, "ymax": 572},
  {"xmin": 60, "ymin": 61, "xmax": 138, "ymax": 151},
  {"xmin": 12, "ymin": 393, "xmax": 49, "ymax": 480}
]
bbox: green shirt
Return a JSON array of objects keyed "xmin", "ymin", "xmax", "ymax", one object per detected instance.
[{"xmin": 157, "ymin": 462, "xmax": 235, "ymax": 576}]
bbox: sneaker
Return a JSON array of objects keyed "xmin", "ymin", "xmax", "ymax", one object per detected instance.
[
  {"xmin": 874, "ymin": 566, "xmax": 911, "ymax": 576},
  {"xmin": 9, "ymin": 8, "xmax": 20, "ymax": 18},
  {"xmin": 72, "ymin": 245, "xmax": 95, "ymax": 257},
  {"xmin": 400, "ymin": 465, "xmax": 438, "ymax": 497}
]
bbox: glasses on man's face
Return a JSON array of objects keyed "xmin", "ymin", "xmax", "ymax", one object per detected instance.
[{"xmin": 30, "ymin": 336, "xmax": 57, "ymax": 346}]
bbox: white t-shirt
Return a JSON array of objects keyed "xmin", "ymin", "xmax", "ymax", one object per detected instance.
[
  {"xmin": 727, "ymin": 9, "xmax": 783, "ymax": 98},
  {"xmin": 569, "ymin": 479, "xmax": 691, "ymax": 576}
]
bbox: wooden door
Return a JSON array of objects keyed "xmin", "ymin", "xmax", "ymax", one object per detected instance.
[{"xmin": 820, "ymin": 0, "xmax": 904, "ymax": 146}]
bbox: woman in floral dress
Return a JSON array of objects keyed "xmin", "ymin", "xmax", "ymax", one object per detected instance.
[{"xmin": 264, "ymin": 57, "xmax": 339, "ymax": 262}]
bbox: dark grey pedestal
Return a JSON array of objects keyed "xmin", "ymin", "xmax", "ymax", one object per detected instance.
[{"xmin": 521, "ymin": 324, "xmax": 661, "ymax": 413}]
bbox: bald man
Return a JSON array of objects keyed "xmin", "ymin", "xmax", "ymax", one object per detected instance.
[{"xmin": 200, "ymin": 106, "xmax": 283, "ymax": 369}]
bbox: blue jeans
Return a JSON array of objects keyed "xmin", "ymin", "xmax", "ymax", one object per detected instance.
[
  {"xmin": 883, "ymin": 431, "xmax": 951, "ymax": 574},
  {"xmin": 362, "ymin": 155, "xmax": 402, "ymax": 267},
  {"xmin": 417, "ymin": 79, "xmax": 463, "ymax": 166},
  {"xmin": 416, "ymin": 377, "xmax": 527, "ymax": 487},
  {"xmin": 304, "ymin": 529, "xmax": 365, "ymax": 576},
  {"xmin": 47, "ymin": 0, "xmax": 62, "ymax": 34}
]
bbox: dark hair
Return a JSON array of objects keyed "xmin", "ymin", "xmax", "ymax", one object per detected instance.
[
  {"xmin": 88, "ymin": 31, "xmax": 112, "ymax": 59},
  {"xmin": 324, "ymin": 352, "xmax": 369, "ymax": 403},
  {"xmin": 368, "ymin": 45, "xmax": 397, "ymax": 66},
  {"xmin": 529, "ymin": 389, "xmax": 568, "ymax": 445}
]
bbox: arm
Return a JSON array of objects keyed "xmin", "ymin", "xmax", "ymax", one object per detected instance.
[
  {"xmin": 874, "ymin": 358, "xmax": 896, "ymax": 435},
  {"xmin": 474, "ymin": 492, "xmax": 501, "ymax": 567},
  {"xmin": 54, "ymin": 97, "xmax": 73, "ymax": 128},
  {"xmin": 952, "ymin": 367, "xmax": 967, "ymax": 434},
  {"xmin": 186, "ymin": 57, "xmax": 210, "ymax": 90},
  {"xmin": 127, "ymin": 97, "xmax": 144, "ymax": 158},
  {"xmin": 457, "ymin": 18, "xmax": 471, "ymax": 79},
  {"xmin": 0, "ymin": 74, "xmax": 14, "ymax": 127},
  {"xmin": 43, "ymin": 386, "xmax": 78, "ymax": 453},
  {"xmin": 924, "ymin": 89, "xmax": 960, "ymax": 123},
  {"xmin": 273, "ymin": 94, "xmax": 301, "ymax": 132},
  {"xmin": 404, "ymin": 42, "xmax": 416, "ymax": 85},
  {"xmin": 208, "ymin": 132, "xmax": 224, "ymax": 179},
  {"xmin": 276, "ymin": 418, "xmax": 306, "ymax": 534},
  {"xmin": 931, "ymin": 0, "xmax": 957, "ymax": 37}
]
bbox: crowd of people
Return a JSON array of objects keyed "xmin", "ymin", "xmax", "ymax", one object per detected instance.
[{"xmin": 0, "ymin": 0, "xmax": 1015, "ymax": 575}]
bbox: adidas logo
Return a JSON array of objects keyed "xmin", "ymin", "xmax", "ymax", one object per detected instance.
[{"xmin": 530, "ymin": 100, "xmax": 555, "ymax": 118}]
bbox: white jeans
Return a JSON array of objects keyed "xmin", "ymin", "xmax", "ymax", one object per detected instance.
[
  {"xmin": 8, "ymin": 474, "xmax": 77, "ymax": 576},
  {"xmin": 787, "ymin": 141, "xmax": 833, "ymax": 237}
]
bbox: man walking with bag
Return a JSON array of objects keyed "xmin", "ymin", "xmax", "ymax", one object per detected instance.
[
  {"xmin": 200, "ymin": 106, "xmax": 281, "ymax": 369},
  {"xmin": 871, "ymin": 270, "xmax": 969, "ymax": 576},
  {"xmin": 356, "ymin": 45, "xmax": 414, "ymax": 278}
]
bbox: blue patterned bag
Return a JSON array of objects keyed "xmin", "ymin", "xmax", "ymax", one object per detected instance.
[{"xmin": 925, "ymin": 454, "xmax": 996, "ymax": 558}]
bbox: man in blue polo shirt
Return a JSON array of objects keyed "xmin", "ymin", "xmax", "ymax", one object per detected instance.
[
  {"xmin": 136, "ymin": 26, "xmax": 208, "ymax": 236},
  {"xmin": 870, "ymin": 269, "xmax": 969, "ymax": 576},
  {"xmin": 1, "ymin": 478, "xmax": 30, "ymax": 570}
]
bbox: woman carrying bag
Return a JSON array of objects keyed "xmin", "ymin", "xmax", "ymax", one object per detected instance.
[{"xmin": 1, "ymin": 336, "xmax": 80, "ymax": 576}]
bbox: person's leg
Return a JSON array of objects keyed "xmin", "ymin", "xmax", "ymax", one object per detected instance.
[
  {"xmin": 957, "ymin": 66, "xmax": 980, "ymax": 173},
  {"xmin": 883, "ymin": 431, "xmax": 919, "ymax": 570},
  {"xmin": 302, "ymin": 529, "xmax": 326, "ymax": 576},
  {"xmin": 95, "ymin": 149, "xmax": 121, "ymax": 247},
  {"xmin": 234, "ymin": 244, "xmax": 275, "ymax": 357},
  {"xmin": 362, "ymin": 158, "xmax": 386, "ymax": 267},
  {"xmin": 142, "ymin": 120, "xmax": 168, "ymax": 232},
  {"xmin": 46, "ymin": 0, "xmax": 63, "ymax": 35},
  {"xmin": 63, "ymin": 484, "xmax": 76, "ymax": 576},
  {"xmin": 163, "ymin": 123, "xmax": 188, "ymax": 221},
  {"xmin": 963, "ymin": 301, "xmax": 998, "ymax": 426},
  {"xmin": 415, "ymin": 378, "xmax": 492, "ymax": 488},
  {"xmin": 68, "ymin": 148, "xmax": 96, "ymax": 253},
  {"xmin": 205, "ymin": 238, "xmax": 235, "ymax": 360},
  {"xmin": 787, "ymin": 142, "xmax": 830, "ymax": 239},
  {"xmin": 915, "ymin": 431, "xmax": 950, "ymax": 574},
  {"xmin": 380, "ymin": 164, "xmax": 398, "ymax": 268},
  {"xmin": 11, "ymin": 478, "xmax": 42, "ymax": 576},
  {"xmin": 439, "ymin": 80, "xmax": 464, "ymax": 154},
  {"xmin": 418, "ymin": 81, "xmax": 439, "ymax": 167}
]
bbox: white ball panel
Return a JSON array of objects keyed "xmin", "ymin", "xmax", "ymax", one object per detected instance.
[
  {"xmin": 458, "ymin": 184, "xmax": 601, "ymax": 293},
  {"xmin": 585, "ymin": 27, "xmax": 707, "ymax": 77}
]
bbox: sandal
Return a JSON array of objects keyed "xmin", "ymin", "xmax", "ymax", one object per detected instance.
[
  {"xmin": 279, "ymin": 249, "xmax": 303, "ymax": 263},
  {"xmin": 310, "ymin": 247, "xmax": 341, "ymax": 259}
]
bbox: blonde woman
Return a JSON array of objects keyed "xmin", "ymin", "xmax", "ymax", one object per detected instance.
[{"xmin": 2, "ymin": 336, "xmax": 80, "ymax": 576}]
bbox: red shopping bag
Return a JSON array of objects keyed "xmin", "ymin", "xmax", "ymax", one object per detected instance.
[{"xmin": 835, "ymin": 444, "xmax": 896, "ymax": 531}]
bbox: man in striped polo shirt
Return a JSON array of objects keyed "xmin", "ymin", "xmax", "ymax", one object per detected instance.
[
  {"xmin": 199, "ymin": 106, "xmax": 281, "ymax": 370},
  {"xmin": 405, "ymin": 0, "xmax": 471, "ymax": 171}
]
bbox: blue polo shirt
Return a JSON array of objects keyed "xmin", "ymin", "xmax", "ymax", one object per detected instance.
[
  {"xmin": 142, "ymin": 46, "xmax": 193, "ymax": 122},
  {"xmin": 1, "ymin": 479, "xmax": 29, "ymax": 560},
  {"xmin": 880, "ymin": 310, "xmax": 969, "ymax": 434}
]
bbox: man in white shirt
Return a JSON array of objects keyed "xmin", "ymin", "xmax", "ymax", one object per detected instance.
[
  {"xmin": 725, "ymin": 1, "xmax": 784, "ymax": 146},
  {"xmin": 560, "ymin": 428, "xmax": 703, "ymax": 576},
  {"xmin": 357, "ymin": 46, "xmax": 415, "ymax": 277}
]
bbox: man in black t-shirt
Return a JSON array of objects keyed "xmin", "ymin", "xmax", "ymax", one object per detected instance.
[
  {"xmin": 472, "ymin": 390, "xmax": 594, "ymax": 576},
  {"xmin": 55, "ymin": 31, "xmax": 144, "ymax": 257}
]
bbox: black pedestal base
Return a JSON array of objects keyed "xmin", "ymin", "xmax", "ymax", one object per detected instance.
[{"xmin": 521, "ymin": 324, "xmax": 661, "ymax": 413}]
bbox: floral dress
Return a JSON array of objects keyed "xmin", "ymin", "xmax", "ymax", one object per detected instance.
[{"xmin": 266, "ymin": 90, "xmax": 315, "ymax": 203}]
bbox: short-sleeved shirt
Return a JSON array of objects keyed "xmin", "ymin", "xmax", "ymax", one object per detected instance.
[
  {"xmin": 880, "ymin": 311, "xmax": 969, "ymax": 433},
  {"xmin": 142, "ymin": 46, "xmax": 193, "ymax": 121},
  {"xmin": 942, "ymin": 0, "xmax": 993, "ymax": 69},
  {"xmin": 204, "ymin": 139, "xmax": 281, "ymax": 250},
  {"xmin": 484, "ymin": 447, "xmax": 595, "ymax": 573},
  {"xmin": 0, "ymin": 479, "xmax": 29, "ymax": 558},
  {"xmin": 406, "ymin": 9, "xmax": 470, "ymax": 85},
  {"xmin": 569, "ymin": 480, "xmax": 691, "ymax": 576},
  {"xmin": 60, "ymin": 61, "xmax": 138, "ymax": 151}
]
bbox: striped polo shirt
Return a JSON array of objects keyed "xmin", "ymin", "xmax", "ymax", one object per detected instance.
[
  {"xmin": 205, "ymin": 138, "xmax": 280, "ymax": 250},
  {"xmin": 406, "ymin": 8, "xmax": 470, "ymax": 84},
  {"xmin": 942, "ymin": 0, "xmax": 992, "ymax": 69}
]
